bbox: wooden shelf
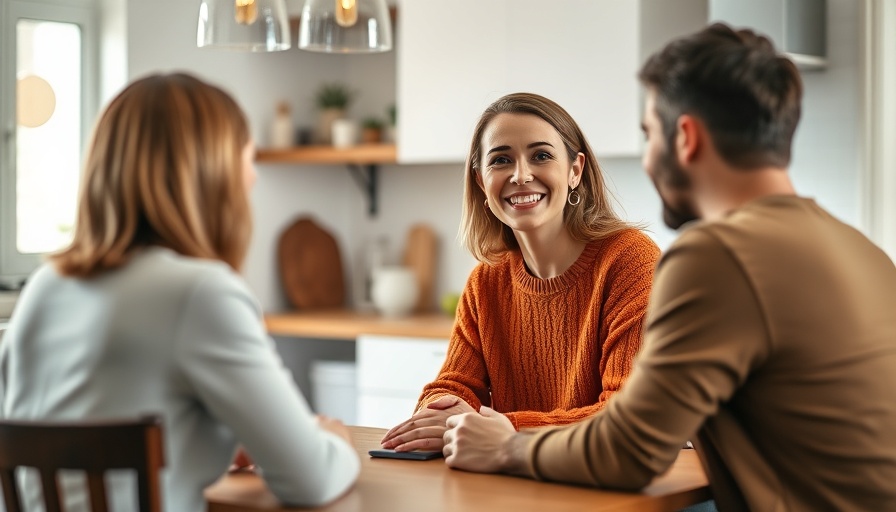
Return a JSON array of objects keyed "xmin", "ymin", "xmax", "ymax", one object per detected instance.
[
  {"xmin": 265, "ymin": 308, "xmax": 454, "ymax": 340},
  {"xmin": 255, "ymin": 144, "xmax": 396, "ymax": 165}
]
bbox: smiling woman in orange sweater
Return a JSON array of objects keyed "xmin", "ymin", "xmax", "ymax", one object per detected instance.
[{"xmin": 381, "ymin": 93, "xmax": 660, "ymax": 452}]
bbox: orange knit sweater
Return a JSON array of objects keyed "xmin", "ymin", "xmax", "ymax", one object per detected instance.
[{"xmin": 417, "ymin": 228, "xmax": 659, "ymax": 429}]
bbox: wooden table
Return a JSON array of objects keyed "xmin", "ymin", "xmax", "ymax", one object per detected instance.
[{"xmin": 205, "ymin": 427, "xmax": 711, "ymax": 512}]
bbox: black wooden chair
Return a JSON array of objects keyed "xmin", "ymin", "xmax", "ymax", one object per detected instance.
[{"xmin": 0, "ymin": 415, "xmax": 164, "ymax": 512}]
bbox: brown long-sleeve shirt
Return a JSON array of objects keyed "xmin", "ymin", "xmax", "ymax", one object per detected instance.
[
  {"xmin": 418, "ymin": 229, "xmax": 659, "ymax": 429},
  {"xmin": 528, "ymin": 196, "xmax": 896, "ymax": 510}
]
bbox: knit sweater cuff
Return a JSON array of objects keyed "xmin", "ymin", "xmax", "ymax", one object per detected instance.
[{"xmin": 415, "ymin": 392, "xmax": 456, "ymax": 413}]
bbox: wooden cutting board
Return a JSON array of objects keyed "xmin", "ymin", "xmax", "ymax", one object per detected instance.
[
  {"xmin": 278, "ymin": 217, "xmax": 345, "ymax": 310},
  {"xmin": 402, "ymin": 224, "xmax": 438, "ymax": 312}
]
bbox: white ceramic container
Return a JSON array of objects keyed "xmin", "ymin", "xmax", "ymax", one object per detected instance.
[{"xmin": 371, "ymin": 266, "xmax": 418, "ymax": 317}]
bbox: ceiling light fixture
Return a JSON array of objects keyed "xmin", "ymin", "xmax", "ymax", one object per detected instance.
[
  {"xmin": 197, "ymin": 0, "xmax": 291, "ymax": 52},
  {"xmin": 298, "ymin": 0, "xmax": 392, "ymax": 54}
]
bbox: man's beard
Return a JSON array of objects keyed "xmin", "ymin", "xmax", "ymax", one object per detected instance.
[{"xmin": 653, "ymin": 149, "xmax": 699, "ymax": 230}]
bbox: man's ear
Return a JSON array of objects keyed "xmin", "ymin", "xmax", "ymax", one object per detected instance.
[{"xmin": 675, "ymin": 114, "xmax": 702, "ymax": 166}]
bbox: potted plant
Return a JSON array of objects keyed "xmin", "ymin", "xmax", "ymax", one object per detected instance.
[
  {"xmin": 385, "ymin": 104, "xmax": 396, "ymax": 143},
  {"xmin": 361, "ymin": 117, "xmax": 384, "ymax": 144},
  {"xmin": 314, "ymin": 83, "xmax": 354, "ymax": 144}
]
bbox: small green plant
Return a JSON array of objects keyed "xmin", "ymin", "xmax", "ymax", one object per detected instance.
[
  {"xmin": 315, "ymin": 83, "xmax": 354, "ymax": 110},
  {"xmin": 361, "ymin": 117, "xmax": 384, "ymax": 143},
  {"xmin": 386, "ymin": 104, "xmax": 396, "ymax": 126},
  {"xmin": 362, "ymin": 117, "xmax": 384, "ymax": 130}
]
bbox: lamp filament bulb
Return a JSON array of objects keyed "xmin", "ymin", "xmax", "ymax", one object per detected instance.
[
  {"xmin": 235, "ymin": 0, "xmax": 258, "ymax": 25},
  {"xmin": 335, "ymin": 0, "xmax": 358, "ymax": 28}
]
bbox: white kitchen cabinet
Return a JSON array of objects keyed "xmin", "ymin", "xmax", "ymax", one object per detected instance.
[
  {"xmin": 709, "ymin": 0, "xmax": 827, "ymax": 69},
  {"xmin": 396, "ymin": 0, "xmax": 707, "ymax": 163},
  {"xmin": 356, "ymin": 334, "xmax": 449, "ymax": 428}
]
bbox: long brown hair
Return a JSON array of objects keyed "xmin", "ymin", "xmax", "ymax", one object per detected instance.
[
  {"xmin": 461, "ymin": 92, "xmax": 635, "ymax": 264},
  {"xmin": 51, "ymin": 73, "xmax": 252, "ymax": 276}
]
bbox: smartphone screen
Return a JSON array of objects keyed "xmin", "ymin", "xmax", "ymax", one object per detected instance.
[{"xmin": 368, "ymin": 449, "xmax": 443, "ymax": 461}]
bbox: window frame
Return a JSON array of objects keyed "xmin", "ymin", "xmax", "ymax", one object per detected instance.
[
  {"xmin": 0, "ymin": 0, "xmax": 98, "ymax": 287},
  {"xmin": 861, "ymin": 0, "xmax": 896, "ymax": 261}
]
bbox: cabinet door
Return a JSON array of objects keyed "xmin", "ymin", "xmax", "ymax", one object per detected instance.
[
  {"xmin": 709, "ymin": 0, "xmax": 827, "ymax": 69},
  {"xmin": 397, "ymin": 0, "xmax": 641, "ymax": 163},
  {"xmin": 356, "ymin": 335, "xmax": 449, "ymax": 428},
  {"xmin": 397, "ymin": 0, "xmax": 507, "ymax": 163},
  {"xmin": 357, "ymin": 335, "xmax": 449, "ymax": 392},
  {"xmin": 503, "ymin": 0, "xmax": 641, "ymax": 159},
  {"xmin": 357, "ymin": 395, "xmax": 419, "ymax": 429}
]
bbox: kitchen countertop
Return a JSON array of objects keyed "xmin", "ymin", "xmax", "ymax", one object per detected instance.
[
  {"xmin": 0, "ymin": 311, "xmax": 454, "ymax": 341},
  {"xmin": 264, "ymin": 308, "xmax": 454, "ymax": 340}
]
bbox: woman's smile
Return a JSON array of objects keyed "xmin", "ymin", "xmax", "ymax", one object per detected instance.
[{"xmin": 506, "ymin": 192, "xmax": 546, "ymax": 208}]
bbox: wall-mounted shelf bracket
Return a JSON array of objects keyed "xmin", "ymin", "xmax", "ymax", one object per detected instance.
[
  {"xmin": 347, "ymin": 164, "xmax": 379, "ymax": 217},
  {"xmin": 254, "ymin": 144, "xmax": 394, "ymax": 217}
]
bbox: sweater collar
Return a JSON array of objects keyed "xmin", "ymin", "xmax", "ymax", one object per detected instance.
[{"xmin": 509, "ymin": 240, "xmax": 601, "ymax": 295}]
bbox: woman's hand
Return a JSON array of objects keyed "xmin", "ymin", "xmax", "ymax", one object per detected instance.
[
  {"xmin": 229, "ymin": 447, "xmax": 256, "ymax": 473},
  {"xmin": 316, "ymin": 414, "xmax": 354, "ymax": 446},
  {"xmin": 380, "ymin": 395, "xmax": 476, "ymax": 452}
]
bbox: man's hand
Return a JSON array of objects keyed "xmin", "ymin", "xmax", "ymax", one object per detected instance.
[
  {"xmin": 442, "ymin": 406, "xmax": 523, "ymax": 474},
  {"xmin": 381, "ymin": 395, "xmax": 476, "ymax": 452}
]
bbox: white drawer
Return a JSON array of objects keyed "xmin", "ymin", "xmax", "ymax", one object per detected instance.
[
  {"xmin": 357, "ymin": 394, "xmax": 419, "ymax": 429},
  {"xmin": 356, "ymin": 335, "xmax": 449, "ymax": 394}
]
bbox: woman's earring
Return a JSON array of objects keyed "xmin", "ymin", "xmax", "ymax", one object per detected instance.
[{"xmin": 567, "ymin": 189, "xmax": 581, "ymax": 206}]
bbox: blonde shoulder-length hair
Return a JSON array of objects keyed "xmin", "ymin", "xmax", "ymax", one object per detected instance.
[
  {"xmin": 461, "ymin": 92, "xmax": 636, "ymax": 264},
  {"xmin": 51, "ymin": 72, "xmax": 252, "ymax": 277}
]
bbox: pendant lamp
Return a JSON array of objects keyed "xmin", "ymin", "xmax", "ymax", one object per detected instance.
[
  {"xmin": 298, "ymin": 0, "xmax": 393, "ymax": 53},
  {"xmin": 197, "ymin": 0, "xmax": 291, "ymax": 52}
]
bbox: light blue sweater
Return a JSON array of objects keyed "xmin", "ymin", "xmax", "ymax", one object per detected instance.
[{"xmin": 0, "ymin": 247, "xmax": 359, "ymax": 511}]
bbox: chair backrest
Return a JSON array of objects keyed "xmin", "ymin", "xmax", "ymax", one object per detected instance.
[{"xmin": 0, "ymin": 415, "xmax": 165, "ymax": 512}]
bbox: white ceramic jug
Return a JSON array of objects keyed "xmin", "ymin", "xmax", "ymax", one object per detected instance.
[{"xmin": 371, "ymin": 266, "xmax": 419, "ymax": 317}]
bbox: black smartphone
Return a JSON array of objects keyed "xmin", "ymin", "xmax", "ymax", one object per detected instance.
[{"xmin": 368, "ymin": 449, "xmax": 443, "ymax": 461}]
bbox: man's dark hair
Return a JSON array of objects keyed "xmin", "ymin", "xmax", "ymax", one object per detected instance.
[{"xmin": 639, "ymin": 23, "xmax": 803, "ymax": 169}]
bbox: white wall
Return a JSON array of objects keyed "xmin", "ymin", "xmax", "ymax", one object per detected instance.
[
  {"xmin": 123, "ymin": 0, "xmax": 864, "ymax": 312},
  {"xmin": 126, "ymin": 0, "xmax": 382, "ymax": 311},
  {"xmin": 605, "ymin": 0, "xmax": 864, "ymax": 252},
  {"xmin": 788, "ymin": 1, "xmax": 862, "ymax": 228},
  {"xmin": 124, "ymin": 0, "xmax": 477, "ymax": 312}
]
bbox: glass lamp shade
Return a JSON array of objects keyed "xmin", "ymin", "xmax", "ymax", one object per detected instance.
[
  {"xmin": 197, "ymin": 0, "xmax": 291, "ymax": 52},
  {"xmin": 298, "ymin": 0, "xmax": 393, "ymax": 53}
]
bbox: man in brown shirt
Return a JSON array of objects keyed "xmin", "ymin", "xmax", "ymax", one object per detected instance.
[{"xmin": 441, "ymin": 23, "xmax": 896, "ymax": 511}]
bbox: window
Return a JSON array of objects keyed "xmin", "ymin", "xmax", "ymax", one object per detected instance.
[{"xmin": 0, "ymin": 0, "xmax": 97, "ymax": 288}]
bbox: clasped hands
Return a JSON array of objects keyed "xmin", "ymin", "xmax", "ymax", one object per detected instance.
[{"xmin": 380, "ymin": 395, "xmax": 517, "ymax": 473}]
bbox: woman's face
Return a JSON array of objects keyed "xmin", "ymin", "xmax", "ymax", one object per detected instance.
[
  {"xmin": 242, "ymin": 139, "xmax": 257, "ymax": 192},
  {"xmin": 477, "ymin": 113, "xmax": 583, "ymax": 238}
]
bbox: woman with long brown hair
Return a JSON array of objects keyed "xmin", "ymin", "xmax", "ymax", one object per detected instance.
[
  {"xmin": 0, "ymin": 73, "xmax": 358, "ymax": 511},
  {"xmin": 382, "ymin": 93, "xmax": 660, "ymax": 453}
]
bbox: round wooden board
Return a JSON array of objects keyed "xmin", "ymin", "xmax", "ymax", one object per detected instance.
[{"xmin": 277, "ymin": 217, "xmax": 345, "ymax": 309}]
